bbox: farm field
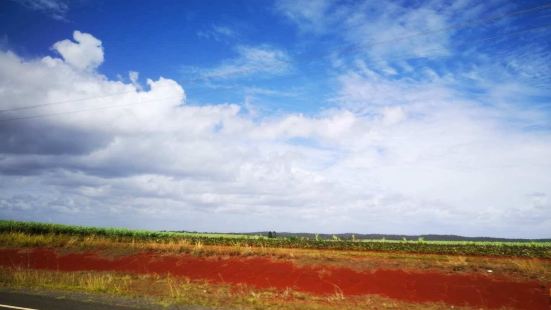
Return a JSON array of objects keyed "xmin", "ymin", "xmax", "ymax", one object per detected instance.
[
  {"xmin": 3, "ymin": 1, "xmax": 551, "ymax": 309},
  {"xmin": 0, "ymin": 221, "xmax": 550, "ymax": 309}
]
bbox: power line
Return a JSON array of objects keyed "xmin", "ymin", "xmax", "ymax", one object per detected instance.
[
  {"xmin": 337, "ymin": 2, "xmax": 551, "ymax": 55},
  {"xmin": 288, "ymin": 23, "xmax": 551, "ymax": 96},
  {"xmin": 0, "ymin": 96, "xmax": 180, "ymax": 123},
  {"xmin": 14, "ymin": 23, "xmax": 544, "ymax": 109},
  {"xmin": 0, "ymin": 85, "xmax": 173, "ymax": 114},
  {"xmin": 184, "ymin": 3, "xmax": 551, "ymax": 83},
  {"xmin": 354, "ymin": 23, "xmax": 551, "ymax": 67},
  {"xmin": 3, "ymin": 4, "xmax": 550, "ymax": 121},
  {"xmin": 0, "ymin": 90, "xmax": 135, "ymax": 113},
  {"xmin": 198, "ymin": 23, "xmax": 549, "ymax": 83}
]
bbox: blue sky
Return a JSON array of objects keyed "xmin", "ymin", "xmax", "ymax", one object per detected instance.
[
  {"xmin": 4, "ymin": 0, "xmax": 547, "ymax": 115},
  {"xmin": 0, "ymin": 0, "xmax": 550, "ymax": 237},
  {"xmin": 1, "ymin": 0, "xmax": 333, "ymax": 113}
]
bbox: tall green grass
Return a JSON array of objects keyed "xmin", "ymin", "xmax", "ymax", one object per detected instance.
[
  {"xmin": 0, "ymin": 220, "xmax": 253, "ymax": 240},
  {"xmin": 1, "ymin": 220, "xmax": 550, "ymax": 258}
]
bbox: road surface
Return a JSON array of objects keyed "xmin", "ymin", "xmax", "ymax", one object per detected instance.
[{"xmin": 0, "ymin": 291, "xmax": 145, "ymax": 310}]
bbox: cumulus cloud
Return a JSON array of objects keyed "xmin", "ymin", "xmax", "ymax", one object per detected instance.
[
  {"xmin": 52, "ymin": 31, "xmax": 104, "ymax": 71},
  {"xmin": 1, "ymin": 31, "xmax": 550, "ymax": 237}
]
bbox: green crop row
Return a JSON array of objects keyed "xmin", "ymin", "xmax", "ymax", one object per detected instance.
[{"xmin": 1, "ymin": 220, "xmax": 550, "ymax": 258}]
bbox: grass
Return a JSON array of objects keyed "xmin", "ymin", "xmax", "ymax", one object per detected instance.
[
  {"xmin": 1, "ymin": 220, "xmax": 549, "ymax": 308},
  {"xmin": 1, "ymin": 220, "xmax": 550, "ymax": 258},
  {"xmin": 2, "ymin": 231, "xmax": 551, "ymax": 282},
  {"xmin": 0, "ymin": 220, "xmax": 253, "ymax": 240},
  {"xmin": 0, "ymin": 267, "xmax": 465, "ymax": 310}
]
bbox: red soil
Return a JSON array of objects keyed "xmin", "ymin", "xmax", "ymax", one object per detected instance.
[{"xmin": 0, "ymin": 248, "xmax": 548, "ymax": 309}]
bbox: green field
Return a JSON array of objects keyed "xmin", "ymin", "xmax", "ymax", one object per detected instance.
[{"xmin": 1, "ymin": 220, "xmax": 550, "ymax": 258}]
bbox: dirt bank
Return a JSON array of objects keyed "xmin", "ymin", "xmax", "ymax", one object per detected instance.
[{"xmin": 0, "ymin": 248, "xmax": 548, "ymax": 309}]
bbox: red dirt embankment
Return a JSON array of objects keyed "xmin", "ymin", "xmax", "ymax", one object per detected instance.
[{"xmin": 0, "ymin": 248, "xmax": 548, "ymax": 309}]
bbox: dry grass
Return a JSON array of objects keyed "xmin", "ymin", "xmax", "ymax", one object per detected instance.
[
  {"xmin": 2, "ymin": 231, "xmax": 543, "ymax": 309},
  {"xmin": 2, "ymin": 232, "xmax": 550, "ymax": 282},
  {"xmin": 0, "ymin": 267, "xmax": 462, "ymax": 309}
]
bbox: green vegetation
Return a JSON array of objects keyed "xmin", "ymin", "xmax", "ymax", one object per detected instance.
[
  {"xmin": 0, "ymin": 220, "xmax": 253, "ymax": 240},
  {"xmin": 1, "ymin": 220, "xmax": 550, "ymax": 258}
]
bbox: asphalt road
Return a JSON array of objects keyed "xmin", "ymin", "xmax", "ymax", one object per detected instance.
[
  {"xmin": 0, "ymin": 290, "xmax": 215, "ymax": 310},
  {"xmin": 0, "ymin": 291, "xmax": 143, "ymax": 310}
]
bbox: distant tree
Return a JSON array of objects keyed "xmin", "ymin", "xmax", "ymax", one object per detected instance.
[{"xmin": 268, "ymin": 231, "xmax": 273, "ymax": 238}]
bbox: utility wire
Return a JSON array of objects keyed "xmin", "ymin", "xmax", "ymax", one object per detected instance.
[
  {"xmin": 355, "ymin": 23, "xmax": 551, "ymax": 67},
  {"xmin": 338, "ymin": 2, "xmax": 551, "ymax": 54},
  {"xmin": 2, "ymin": 4, "xmax": 550, "ymax": 119},
  {"xmin": 0, "ymin": 90, "xmax": 137, "ymax": 113},
  {"xmin": 0, "ymin": 96, "xmax": 180, "ymax": 122},
  {"xmin": 0, "ymin": 85, "xmax": 172, "ymax": 114},
  {"xmin": 182, "ymin": 23, "xmax": 551, "ymax": 84},
  {"xmin": 181, "ymin": 3, "xmax": 551, "ymax": 83}
]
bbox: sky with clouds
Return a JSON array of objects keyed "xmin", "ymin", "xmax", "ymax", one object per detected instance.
[{"xmin": 0, "ymin": 0, "xmax": 550, "ymax": 237}]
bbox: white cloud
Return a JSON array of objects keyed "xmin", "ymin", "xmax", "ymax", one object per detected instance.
[
  {"xmin": 335, "ymin": 69, "xmax": 452, "ymax": 112},
  {"xmin": 52, "ymin": 31, "xmax": 104, "ymax": 71},
  {"xmin": 343, "ymin": 3, "xmax": 451, "ymax": 60},
  {"xmin": 192, "ymin": 45, "xmax": 291, "ymax": 80},
  {"xmin": 1, "ymin": 31, "xmax": 551, "ymax": 237},
  {"xmin": 197, "ymin": 25, "xmax": 237, "ymax": 41},
  {"xmin": 381, "ymin": 106, "xmax": 405, "ymax": 125},
  {"xmin": 275, "ymin": 0, "xmax": 456, "ymax": 65},
  {"xmin": 11, "ymin": 0, "xmax": 69, "ymax": 20},
  {"xmin": 275, "ymin": 0, "xmax": 335, "ymax": 33}
]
